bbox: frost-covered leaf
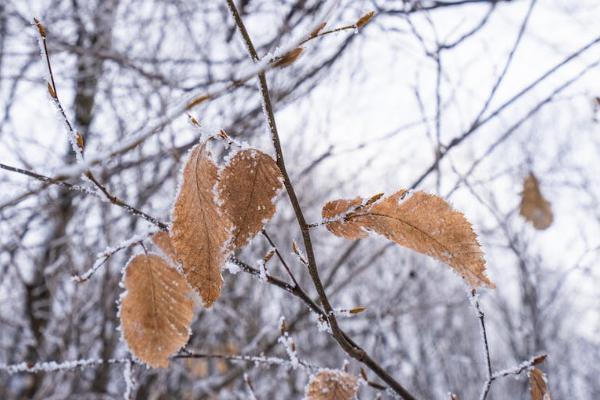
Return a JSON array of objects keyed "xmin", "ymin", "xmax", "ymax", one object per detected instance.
[
  {"xmin": 322, "ymin": 190, "xmax": 494, "ymax": 288},
  {"xmin": 305, "ymin": 369, "xmax": 358, "ymax": 400},
  {"xmin": 520, "ymin": 173, "xmax": 553, "ymax": 230},
  {"xmin": 152, "ymin": 231, "xmax": 178, "ymax": 262},
  {"xmin": 120, "ymin": 254, "xmax": 193, "ymax": 368},
  {"xmin": 171, "ymin": 142, "xmax": 233, "ymax": 307},
  {"xmin": 217, "ymin": 149, "xmax": 283, "ymax": 249},
  {"xmin": 529, "ymin": 367, "xmax": 551, "ymax": 400},
  {"xmin": 322, "ymin": 197, "xmax": 368, "ymax": 239}
]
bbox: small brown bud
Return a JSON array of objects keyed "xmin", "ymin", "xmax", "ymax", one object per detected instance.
[
  {"xmin": 47, "ymin": 82, "xmax": 57, "ymax": 99},
  {"xmin": 310, "ymin": 22, "xmax": 327, "ymax": 38},
  {"xmin": 263, "ymin": 249, "xmax": 275, "ymax": 264},
  {"xmin": 187, "ymin": 114, "xmax": 200, "ymax": 126},
  {"xmin": 532, "ymin": 354, "xmax": 547, "ymax": 366},
  {"xmin": 33, "ymin": 18, "xmax": 46, "ymax": 38},
  {"xmin": 360, "ymin": 367, "xmax": 368, "ymax": 381},
  {"xmin": 291, "ymin": 240, "xmax": 300, "ymax": 254},
  {"xmin": 271, "ymin": 47, "xmax": 304, "ymax": 69},
  {"xmin": 365, "ymin": 192, "xmax": 384, "ymax": 206},
  {"xmin": 186, "ymin": 94, "xmax": 210, "ymax": 110},
  {"xmin": 349, "ymin": 306, "xmax": 367, "ymax": 315},
  {"xmin": 355, "ymin": 11, "xmax": 376, "ymax": 29},
  {"xmin": 279, "ymin": 318, "xmax": 287, "ymax": 335},
  {"xmin": 75, "ymin": 133, "xmax": 84, "ymax": 151},
  {"xmin": 217, "ymin": 129, "xmax": 230, "ymax": 140}
]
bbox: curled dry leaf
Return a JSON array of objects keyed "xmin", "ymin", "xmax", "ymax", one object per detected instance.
[
  {"xmin": 152, "ymin": 231, "xmax": 178, "ymax": 262},
  {"xmin": 529, "ymin": 367, "xmax": 551, "ymax": 400},
  {"xmin": 305, "ymin": 369, "xmax": 358, "ymax": 400},
  {"xmin": 322, "ymin": 190, "xmax": 494, "ymax": 288},
  {"xmin": 171, "ymin": 142, "xmax": 233, "ymax": 307},
  {"xmin": 120, "ymin": 254, "xmax": 194, "ymax": 368},
  {"xmin": 520, "ymin": 173, "xmax": 553, "ymax": 230},
  {"xmin": 217, "ymin": 149, "xmax": 283, "ymax": 249}
]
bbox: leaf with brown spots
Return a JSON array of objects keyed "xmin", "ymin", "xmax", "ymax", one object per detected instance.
[
  {"xmin": 120, "ymin": 254, "xmax": 194, "ymax": 368},
  {"xmin": 217, "ymin": 149, "xmax": 283, "ymax": 249},
  {"xmin": 520, "ymin": 173, "xmax": 553, "ymax": 230},
  {"xmin": 529, "ymin": 367, "xmax": 551, "ymax": 400},
  {"xmin": 305, "ymin": 370, "xmax": 358, "ymax": 400},
  {"xmin": 322, "ymin": 190, "xmax": 494, "ymax": 288},
  {"xmin": 171, "ymin": 142, "xmax": 233, "ymax": 307}
]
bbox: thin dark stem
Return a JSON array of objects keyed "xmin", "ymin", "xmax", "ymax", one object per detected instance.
[
  {"xmin": 472, "ymin": 290, "xmax": 493, "ymax": 400},
  {"xmin": 224, "ymin": 2, "xmax": 417, "ymax": 399},
  {"xmin": 0, "ymin": 162, "xmax": 167, "ymax": 230},
  {"xmin": 261, "ymin": 230, "xmax": 301, "ymax": 288}
]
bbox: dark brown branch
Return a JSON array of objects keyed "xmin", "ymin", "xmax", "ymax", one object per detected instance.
[{"xmin": 224, "ymin": 1, "xmax": 417, "ymax": 399}]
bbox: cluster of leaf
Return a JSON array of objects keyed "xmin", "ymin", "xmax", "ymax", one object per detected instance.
[
  {"xmin": 119, "ymin": 140, "xmax": 284, "ymax": 367},
  {"xmin": 116, "ymin": 135, "xmax": 528, "ymax": 396}
]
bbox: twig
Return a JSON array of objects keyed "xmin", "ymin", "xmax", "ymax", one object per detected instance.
[
  {"xmin": 0, "ymin": 162, "xmax": 167, "ymax": 229},
  {"xmin": 0, "ymin": 358, "xmax": 131, "ymax": 374},
  {"xmin": 224, "ymin": 2, "xmax": 417, "ymax": 399},
  {"xmin": 472, "ymin": 290, "xmax": 493, "ymax": 400}
]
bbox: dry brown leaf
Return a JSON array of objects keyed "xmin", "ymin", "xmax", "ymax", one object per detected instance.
[
  {"xmin": 323, "ymin": 190, "xmax": 494, "ymax": 288},
  {"xmin": 322, "ymin": 197, "xmax": 368, "ymax": 239},
  {"xmin": 529, "ymin": 367, "xmax": 551, "ymax": 400},
  {"xmin": 305, "ymin": 370, "xmax": 358, "ymax": 400},
  {"xmin": 217, "ymin": 149, "xmax": 283, "ymax": 249},
  {"xmin": 171, "ymin": 142, "xmax": 233, "ymax": 307},
  {"xmin": 152, "ymin": 231, "xmax": 178, "ymax": 262},
  {"xmin": 120, "ymin": 254, "xmax": 194, "ymax": 368},
  {"xmin": 520, "ymin": 173, "xmax": 553, "ymax": 230}
]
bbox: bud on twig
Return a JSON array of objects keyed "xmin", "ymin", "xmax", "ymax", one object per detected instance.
[
  {"xmin": 271, "ymin": 47, "xmax": 304, "ymax": 69},
  {"xmin": 75, "ymin": 132, "xmax": 85, "ymax": 151},
  {"xmin": 47, "ymin": 82, "xmax": 57, "ymax": 99},
  {"xmin": 263, "ymin": 249, "xmax": 275, "ymax": 264},
  {"xmin": 186, "ymin": 94, "xmax": 210, "ymax": 110},
  {"xmin": 33, "ymin": 18, "xmax": 47, "ymax": 38},
  {"xmin": 349, "ymin": 306, "xmax": 367, "ymax": 315},
  {"xmin": 310, "ymin": 22, "xmax": 327, "ymax": 38},
  {"xmin": 355, "ymin": 11, "xmax": 375, "ymax": 29}
]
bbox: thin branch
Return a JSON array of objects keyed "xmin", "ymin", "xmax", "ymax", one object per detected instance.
[
  {"xmin": 409, "ymin": 34, "xmax": 600, "ymax": 189},
  {"xmin": 472, "ymin": 290, "xmax": 493, "ymax": 400},
  {"xmin": 224, "ymin": 2, "xmax": 417, "ymax": 399}
]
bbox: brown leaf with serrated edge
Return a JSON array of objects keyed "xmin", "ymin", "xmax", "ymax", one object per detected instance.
[
  {"xmin": 152, "ymin": 231, "xmax": 178, "ymax": 262},
  {"xmin": 520, "ymin": 173, "xmax": 553, "ymax": 230},
  {"xmin": 120, "ymin": 254, "xmax": 193, "ymax": 368},
  {"xmin": 306, "ymin": 369, "xmax": 358, "ymax": 400},
  {"xmin": 323, "ymin": 190, "xmax": 494, "ymax": 288},
  {"xmin": 529, "ymin": 367, "xmax": 551, "ymax": 400},
  {"xmin": 217, "ymin": 149, "xmax": 283, "ymax": 250},
  {"xmin": 171, "ymin": 142, "xmax": 232, "ymax": 307},
  {"xmin": 322, "ymin": 197, "xmax": 368, "ymax": 239}
]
